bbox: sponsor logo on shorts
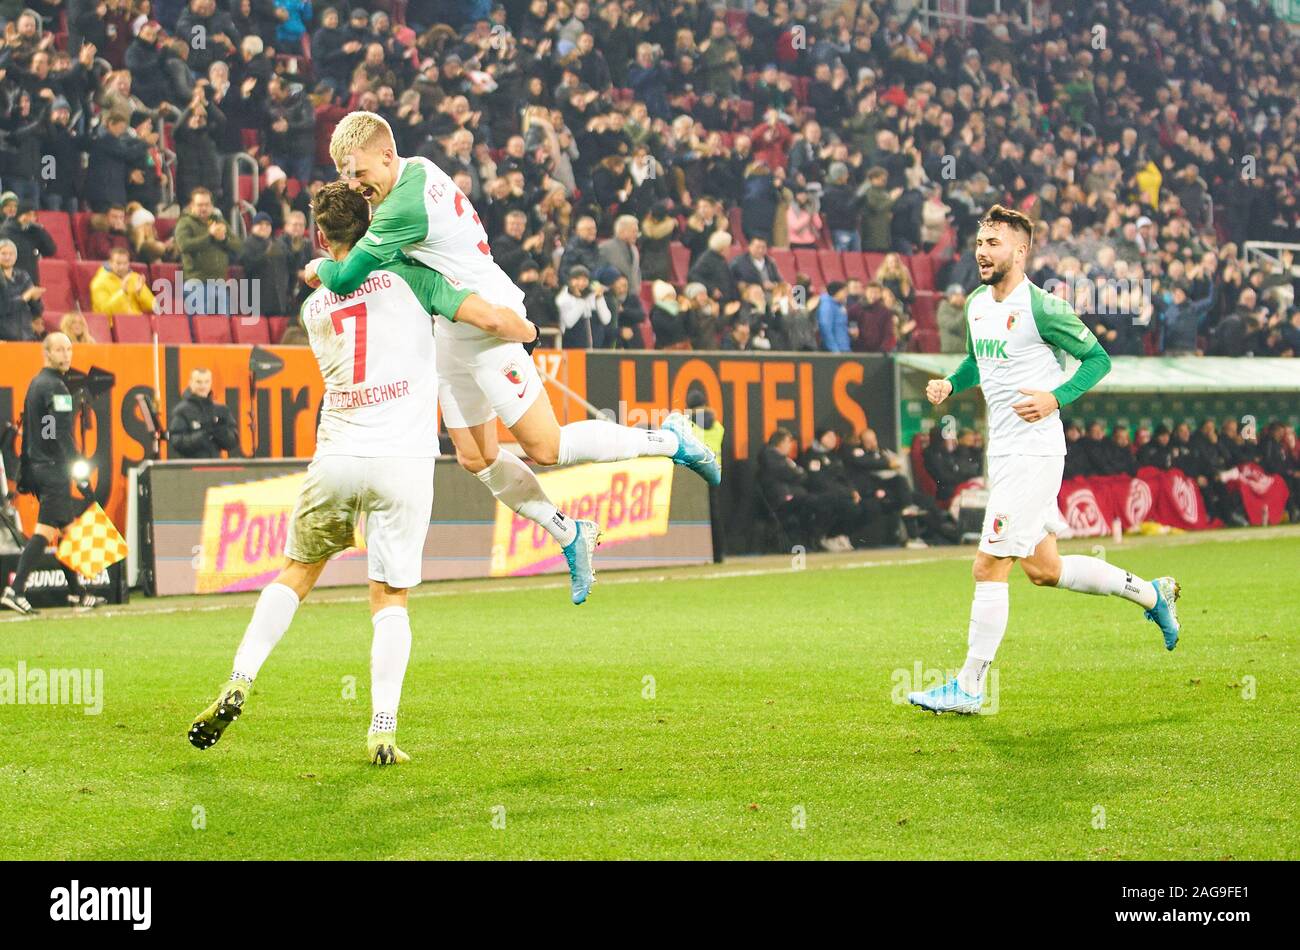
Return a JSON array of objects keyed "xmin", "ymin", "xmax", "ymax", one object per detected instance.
[
  {"xmin": 992, "ymin": 513, "xmax": 1009, "ymax": 535},
  {"xmin": 503, "ymin": 361, "xmax": 527, "ymax": 397}
]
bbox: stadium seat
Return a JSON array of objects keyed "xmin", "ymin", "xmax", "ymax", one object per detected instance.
[
  {"xmin": 153, "ymin": 314, "xmax": 193, "ymax": 344},
  {"xmin": 910, "ymin": 433, "xmax": 938, "ymax": 498},
  {"xmin": 193, "ymin": 315, "xmax": 233, "ymax": 344},
  {"xmin": 792, "ymin": 249, "xmax": 824, "ymax": 290},
  {"xmin": 862, "ymin": 252, "xmax": 886, "ymax": 278},
  {"xmin": 35, "ymin": 211, "xmax": 76, "ymax": 260},
  {"xmin": 639, "ymin": 318, "xmax": 656, "ymax": 350},
  {"xmin": 911, "ymin": 291, "xmax": 938, "ymax": 330},
  {"xmin": 83, "ymin": 313, "xmax": 113, "ymax": 343},
  {"xmin": 154, "ymin": 218, "xmax": 176, "ymax": 241},
  {"xmin": 42, "ymin": 310, "xmax": 66, "ymax": 335},
  {"xmin": 817, "ymin": 249, "xmax": 846, "ymax": 284},
  {"xmin": 909, "ymin": 254, "xmax": 936, "ymax": 292},
  {"xmin": 912, "ymin": 327, "xmax": 940, "ymax": 353},
  {"xmin": 638, "ymin": 281, "xmax": 655, "ymax": 315},
  {"xmin": 669, "ymin": 242, "xmax": 691, "ymax": 284},
  {"xmin": 71, "ymin": 211, "xmax": 93, "ymax": 257},
  {"xmin": 841, "ymin": 251, "xmax": 870, "ymax": 283},
  {"xmin": 267, "ymin": 317, "xmax": 290, "ymax": 343},
  {"xmin": 770, "ymin": 248, "xmax": 796, "ymax": 283},
  {"xmin": 73, "ymin": 260, "xmax": 148, "ymax": 310},
  {"xmin": 727, "ymin": 206, "xmax": 747, "ymax": 246},
  {"xmin": 151, "ymin": 260, "xmax": 180, "ymax": 290},
  {"xmin": 231, "ymin": 316, "xmax": 270, "ymax": 344},
  {"xmin": 112, "ymin": 313, "xmax": 154, "ymax": 343},
  {"xmin": 37, "ymin": 258, "xmax": 75, "ymax": 311}
]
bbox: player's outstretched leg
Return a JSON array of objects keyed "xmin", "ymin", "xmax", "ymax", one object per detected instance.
[
  {"xmin": 1051, "ymin": 556, "xmax": 1180, "ymax": 651},
  {"xmin": 555, "ymin": 415, "xmax": 720, "ymax": 486},
  {"xmin": 188, "ymin": 581, "xmax": 301, "ymax": 750},
  {"xmin": 367, "ymin": 603, "xmax": 412, "ymax": 765}
]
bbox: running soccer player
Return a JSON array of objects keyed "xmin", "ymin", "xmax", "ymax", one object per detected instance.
[
  {"xmin": 305, "ymin": 112, "xmax": 719, "ymax": 606},
  {"xmin": 910, "ymin": 205, "xmax": 1180, "ymax": 715},
  {"xmin": 189, "ymin": 182, "xmax": 537, "ymax": 764}
]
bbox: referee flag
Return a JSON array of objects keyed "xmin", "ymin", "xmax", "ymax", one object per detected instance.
[{"xmin": 56, "ymin": 503, "xmax": 129, "ymax": 578}]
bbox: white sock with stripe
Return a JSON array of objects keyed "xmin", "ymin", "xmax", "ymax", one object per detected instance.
[
  {"xmin": 957, "ymin": 581, "xmax": 1008, "ymax": 696},
  {"xmin": 475, "ymin": 451, "xmax": 577, "ymax": 546},
  {"xmin": 1056, "ymin": 555, "xmax": 1157, "ymax": 609},
  {"xmin": 557, "ymin": 420, "xmax": 678, "ymax": 465}
]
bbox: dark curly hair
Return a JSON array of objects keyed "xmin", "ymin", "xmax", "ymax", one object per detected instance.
[{"xmin": 311, "ymin": 181, "xmax": 371, "ymax": 250}]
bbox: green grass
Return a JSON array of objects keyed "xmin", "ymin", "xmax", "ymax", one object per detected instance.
[{"xmin": 2, "ymin": 527, "xmax": 1297, "ymax": 860}]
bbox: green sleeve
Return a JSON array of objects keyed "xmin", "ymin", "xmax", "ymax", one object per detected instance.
[
  {"xmin": 1030, "ymin": 284, "xmax": 1112, "ymax": 406},
  {"xmin": 318, "ymin": 165, "xmax": 430, "ymax": 295},
  {"xmin": 945, "ymin": 289, "xmax": 981, "ymax": 394},
  {"xmin": 316, "ymin": 244, "xmax": 385, "ymax": 296},
  {"xmin": 389, "ymin": 261, "xmax": 472, "ymax": 322}
]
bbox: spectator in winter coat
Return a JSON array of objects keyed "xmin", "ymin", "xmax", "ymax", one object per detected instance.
[{"xmin": 817, "ymin": 281, "xmax": 852, "ymax": 352}]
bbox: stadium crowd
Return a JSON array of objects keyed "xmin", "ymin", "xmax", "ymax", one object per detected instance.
[{"xmin": 0, "ymin": 0, "xmax": 1294, "ymax": 355}]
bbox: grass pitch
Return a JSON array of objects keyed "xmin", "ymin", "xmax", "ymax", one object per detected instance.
[{"xmin": 2, "ymin": 527, "xmax": 1297, "ymax": 860}]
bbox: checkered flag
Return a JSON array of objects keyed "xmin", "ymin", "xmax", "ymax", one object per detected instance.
[{"xmin": 56, "ymin": 503, "xmax": 129, "ymax": 579}]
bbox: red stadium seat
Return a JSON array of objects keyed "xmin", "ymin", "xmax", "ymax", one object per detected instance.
[
  {"xmin": 37, "ymin": 259, "xmax": 76, "ymax": 311},
  {"xmin": 910, "ymin": 433, "xmax": 937, "ymax": 498},
  {"xmin": 841, "ymin": 251, "xmax": 870, "ymax": 283},
  {"xmin": 267, "ymin": 317, "xmax": 290, "ymax": 343},
  {"xmin": 231, "ymin": 316, "xmax": 270, "ymax": 344},
  {"xmin": 154, "ymin": 218, "xmax": 176, "ymax": 241},
  {"xmin": 817, "ymin": 249, "xmax": 846, "ymax": 283},
  {"xmin": 639, "ymin": 318, "xmax": 656, "ymax": 350},
  {"xmin": 669, "ymin": 242, "xmax": 691, "ymax": 284},
  {"xmin": 112, "ymin": 313, "xmax": 154, "ymax": 343},
  {"xmin": 150, "ymin": 260, "xmax": 180, "ymax": 290},
  {"xmin": 909, "ymin": 254, "xmax": 935, "ymax": 292},
  {"xmin": 792, "ymin": 249, "xmax": 824, "ymax": 290},
  {"xmin": 862, "ymin": 253, "xmax": 886, "ymax": 278},
  {"xmin": 83, "ymin": 313, "xmax": 113, "ymax": 343},
  {"xmin": 911, "ymin": 291, "xmax": 938, "ymax": 330},
  {"xmin": 71, "ymin": 211, "xmax": 93, "ymax": 257},
  {"xmin": 154, "ymin": 314, "xmax": 193, "ymax": 344},
  {"xmin": 42, "ymin": 310, "xmax": 66, "ymax": 335},
  {"xmin": 193, "ymin": 315, "xmax": 233, "ymax": 344},
  {"xmin": 725, "ymin": 10, "xmax": 749, "ymax": 36},
  {"xmin": 727, "ymin": 206, "xmax": 746, "ymax": 246},
  {"xmin": 638, "ymin": 281, "xmax": 654, "ymax": 315},
  {"xmin": 35, "ymin": 211, "xmax": 76, "ymax": 260},
  {"xmin": 912, "ymin": 327, "xmax": 940, "ymax": 353},
  {"xmin": 770, "ymin": 248, "xmax": 796, "ymax": 283}
]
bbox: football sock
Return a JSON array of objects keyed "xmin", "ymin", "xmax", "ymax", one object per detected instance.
[
  {"xmin": 1056, "ymin": 555, "xmax": 1157, "ymax": 609},
  {"xmin": 231, "ymin": 583, "xmax": 299, "ymax": 680},
  {"xmin": 60, "ymin": 564, "xmax": 84, "ymax": 598},
  {"xmin": 12, "ymin": 534, "xmax": 46, "ymax": 595},
  {"xmin": 957, "ymin": 581, "xmax": 1008, "ymax": 696},
  {"xmin": 476, "ymin": 451, "xmax": 578, "ymax": 546},
  {"xmin": 557, "ymin": 420, "xmax": 678, "ymax": 465},
  {"xmin": 370, "ymin": 606, "xmax": 411, "ymax": 732}
]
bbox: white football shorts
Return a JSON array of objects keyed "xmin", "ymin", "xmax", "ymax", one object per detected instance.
[
  {"xmin": 285, "ymin": 454, "xmax": 434, "ymax": 588},
  {"xmin": 979, "ymin": 454, "xmax": 1067, "ymax": 559},
  {"xmin": 437, "ymin": 334, "xmax": 543, "ymax": 430}
]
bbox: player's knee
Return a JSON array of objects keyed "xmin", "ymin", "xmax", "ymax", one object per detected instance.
[
  {"xmin": 971, "ymin": 558, "xmax": 995, "ymax": 582},
  {"xmin": 525, "ymin": 441, "xmax": 559, "ymax": 467},
  {"xmin": 1025, "ymin": 562, "xmax": 1061, "ymax": 587},
  {"xmin": 456, "ymin": 451, "xmax": 490, "ymax": 474}
]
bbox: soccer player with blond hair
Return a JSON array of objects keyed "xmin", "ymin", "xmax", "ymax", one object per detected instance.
[
  {"xmin": 306, "ymin": 111, "xmax": 719, "ymax": 606},
  {"xmin": 912, "ymin": 205, "xmax": 1181, "ymax": 714}
]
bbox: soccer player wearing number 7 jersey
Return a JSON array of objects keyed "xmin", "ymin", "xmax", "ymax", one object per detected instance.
[
  {"xmin": 910, "ymin": 205, "xmax": 1181, "ymax": 715},
  {"xmin": 304, "ymin": 112, "xmax": 720, "ymax": 607},
  {"xmin": 189, "ymin": 183, "xmax": 537, "ymax": 765}
]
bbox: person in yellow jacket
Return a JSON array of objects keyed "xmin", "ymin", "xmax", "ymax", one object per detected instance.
[
  {"xmin": 1134, "ymin": 159, "xmax": 1162, "ymax": 209},
  {"xmin": 89, "ymin": 247, "xmax": 156, "ymax": 321}
]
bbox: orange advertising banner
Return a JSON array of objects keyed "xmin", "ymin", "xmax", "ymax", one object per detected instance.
[{"xmin": 0, "ymin": 342, "xmax": 587, "ymax": 535}]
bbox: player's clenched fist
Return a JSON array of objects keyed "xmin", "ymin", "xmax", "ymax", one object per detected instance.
[
  {"xmin": 926, "ymin": 378, "xmax": 953, "ymax": 405},
  {"xmin": 303, "ymin": 258, "xmax": 323, "ymax": 288}
]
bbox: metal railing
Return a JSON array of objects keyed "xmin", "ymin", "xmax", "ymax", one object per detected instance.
[
  {"xmin": 229, "ymin": 152, "xmax": 260, "ymax": 239},
  {"xmin": 1242, "ymin": 240, "xmax": 1300, "ymax": 273}
]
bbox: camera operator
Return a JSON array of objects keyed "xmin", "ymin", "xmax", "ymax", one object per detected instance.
[
  {"xmin": 168, "ymin": 368, "xmax": 241, "ymax": 459},
  {"xmin": 1, "ymin": 334, "xmax": 101, "ymax": 615}
]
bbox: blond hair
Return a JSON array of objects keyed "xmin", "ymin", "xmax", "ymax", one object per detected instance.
[{"xmin": 328, "ymin": 111, "xmax": 396, "ymax": 168}]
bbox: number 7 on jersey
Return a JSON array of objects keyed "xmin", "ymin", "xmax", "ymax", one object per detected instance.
[{"xmin": 330, "ymin": 302, "xmax": 368, "ymax": 384}]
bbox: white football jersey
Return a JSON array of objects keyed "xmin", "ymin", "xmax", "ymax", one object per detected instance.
[
  {"xmin": 357, "ymin": 155, "xmax": 526, "ymax": 343},
  {"xmin": 300, "ymin": 261, "xmax": 470, "ymax": 458},
  {"xmin": 963, "ymin": 277, "xmax": 1099, "ymax": 458}
]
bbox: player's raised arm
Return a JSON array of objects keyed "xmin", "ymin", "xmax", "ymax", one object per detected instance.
[{"xmin": 391, "ymin": 260, "xmax": 539, "ymax": 346}]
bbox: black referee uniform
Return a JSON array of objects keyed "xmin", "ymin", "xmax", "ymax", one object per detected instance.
[{"xmin": 6, "ymin": 366, "xmax": 87, "ymax": 605}]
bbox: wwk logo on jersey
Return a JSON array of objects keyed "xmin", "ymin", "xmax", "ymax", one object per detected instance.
[{"xmin": 972, "ymin": 338, "xmax": 1009, "ymax": 359}]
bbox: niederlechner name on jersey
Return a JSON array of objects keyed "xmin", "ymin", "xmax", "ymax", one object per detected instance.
[
  {"xmin": 324, "ymin": 379, "xmax": 411, "ymax": 409},
  {"xmin": 307, "ymin": 273, "xmax": 396, "ymax": 317}
]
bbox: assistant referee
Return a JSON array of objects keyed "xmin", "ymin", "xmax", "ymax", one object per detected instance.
[{"xmin": 1, "ymin": 333, "xmax": 100, "ymax": 615}]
